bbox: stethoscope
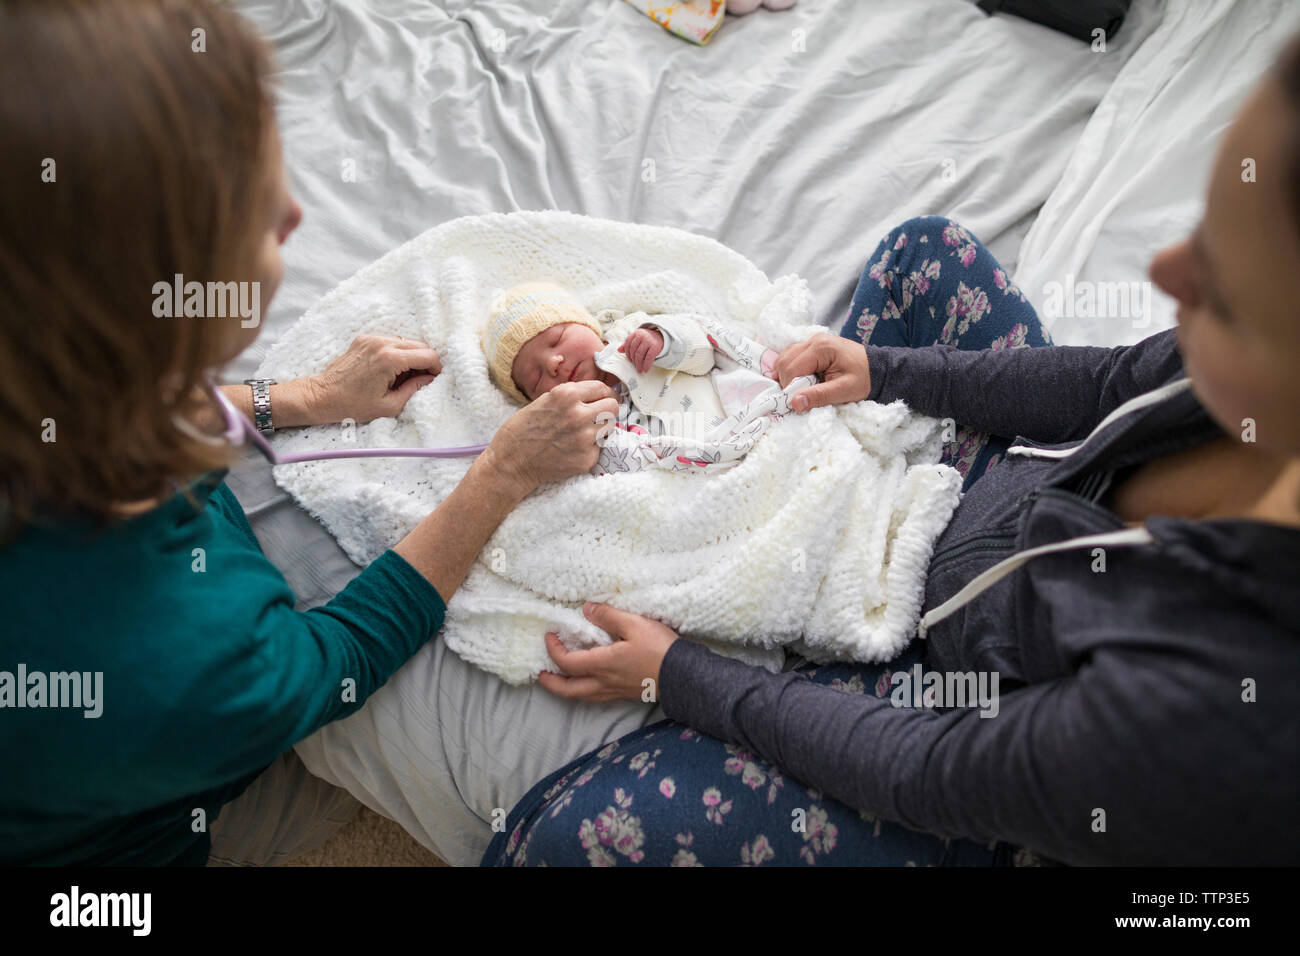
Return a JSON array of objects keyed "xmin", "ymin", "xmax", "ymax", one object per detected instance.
[{"xmin": 208, "ymin": 381, "xmax": 489, "ymax": 463}]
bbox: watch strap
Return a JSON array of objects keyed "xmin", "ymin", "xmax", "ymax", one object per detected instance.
[{"xmin": 243, "ymin": 379, "xmax": 276, "ymax": 434}]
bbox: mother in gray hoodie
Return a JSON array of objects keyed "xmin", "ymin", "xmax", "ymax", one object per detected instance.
[{"xmin": 491, "ymin": 38, "xmax": 1300, "ymax": 866}]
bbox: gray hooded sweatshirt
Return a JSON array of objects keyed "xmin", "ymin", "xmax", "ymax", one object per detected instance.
[{"xmin": 658, "ymin": 327, "xmax": 1299, "ymax": 865}]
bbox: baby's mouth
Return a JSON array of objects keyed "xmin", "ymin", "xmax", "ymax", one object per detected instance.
[{"xmin": 568, "ymin": 364, "xmax": 580, "ymax": 382}]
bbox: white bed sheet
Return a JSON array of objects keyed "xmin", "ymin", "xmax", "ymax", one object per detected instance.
[
  {"xmin": 230, "ymin": 0, "xmax": 1165, "ymax": 388},
  {"xmin": 219, "ymin": 0, "xmax": 1199, "ymax": 866},
  {"xmin": 1013, "ymin": 0, "xmax": 1300, "ymax": 346}
]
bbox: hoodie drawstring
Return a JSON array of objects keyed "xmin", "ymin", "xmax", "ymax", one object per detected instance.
[
  {"xmin": 917, "ymin": 526, "xmax": 1154, "ymax": 638},
  {"xmin": 1004, "ymin": 376, "xmax": 1193, "ymax": 461},
  {"xmin": 917, "ymin": 377, "xmax": 1191, "ymax": 638}
]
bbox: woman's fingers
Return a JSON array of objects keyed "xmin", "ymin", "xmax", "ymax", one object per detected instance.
[
  {"xmin": 383, "ymin": 373, "xmax": 437, "ymax": 412},
  {"xmin": 780, "ymin": 337, "xmax": 835, "ymax": 385},
  {"xmin": 582, "ymin": 601, "xmax": 640, "ymax": 640},
  {"xmin": 570, "ymin": 382, "xmax": 620, "ymax": 436},
  {"xmin": 378, "ymin": 335, "xmax": 436, "ymax": 355},
  {"xmin": 385, "ymin": 345, "xmax": 442, "ymax": 377},
  {"xmin": 539, "ymin": 610, "xmax": 679, "ymax": 703},
  {"xmin": 777, "ymin": 334, "xmax": 872, "ymax": 410},
  {"xmin": 312, "ymin": 335, "xmax": 441, "ymax": 424},
  {"xmin": 544, "ymin": 630, "xmax": 619, "ymax": 672},
  {"xmin": 538, "ymin": 631, "xmax": 626, "ymax": 703},
  {"xmin": 774, "ymin": 339, "xmax": 814, "ymax": 388},
  {"xmin": 390, "ymin": 336, "xmax": 434, "ymax": 351},
  {"xmin": 790, "ymin": 377, "xmax": 854, "ymax": 412},
  {"xmin": 570, "ymin": 379, "xmax": 618, "ymax": 404},
  {"xmin": 491, "ymin": 379, "xmax": 621, "ymax": 486},
  {"xmin": 589, "ymin": 396, "xmax": 620, "ymax": 423},
  {"xmin": 543, "ymin": 630, "xmax": 588, "ymax": 673},
  {"xmin": 537, "ymin": 669, "xmax": 606, "ymax": 701},
  {"xmin": 541, "ymin": 632, "xmax": 611, "ymax": 700}
]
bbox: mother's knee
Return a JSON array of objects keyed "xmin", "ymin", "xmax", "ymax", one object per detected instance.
[
  {"xmin": 860, "ymin": 216, "xmax": 960, "ymax": 276},
  {"xmin": 895, "ymin": 215, "xmax": 962, "ymax": 240}
]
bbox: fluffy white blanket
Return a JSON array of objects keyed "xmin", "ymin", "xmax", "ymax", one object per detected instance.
[{"xmin": 256, "ymin": 210, "xmax": 962, "ymax": 683}]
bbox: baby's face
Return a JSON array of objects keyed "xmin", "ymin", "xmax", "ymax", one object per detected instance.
[{"xmin": 512, "ymin": 323, "xmax": 606, "ymax": 400}]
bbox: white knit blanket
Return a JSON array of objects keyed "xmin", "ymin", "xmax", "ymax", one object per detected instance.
[{"xmin": 256, "ymin": 211, "xmax": 963, "ymax": 684}]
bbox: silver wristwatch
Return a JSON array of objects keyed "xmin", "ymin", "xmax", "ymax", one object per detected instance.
[{"xmin": 243, "ymin": 379, "xmax": 277, "ymax": 434}]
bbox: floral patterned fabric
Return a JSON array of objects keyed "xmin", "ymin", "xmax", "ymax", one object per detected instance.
[
  {"xmin": 486, "ymin": 650, "xmax": 1039, "ymax": 867},
  {"xmin": 482, "ymin": 217, "xmax": 1052, "ymax": 866},
  {"xmin": 852, "ymin": 216, "xmax": 1053, "ymax": 485}
]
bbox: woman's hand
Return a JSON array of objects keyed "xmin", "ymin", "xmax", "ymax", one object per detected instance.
[
  {"xmin": 307, "ymin": 334, "xmax": 442, "ymax": 425},
  {"xmin": 483, "ymin": 379, "xmax": 620, "ymax": 492},
  {"xmin": 392, "ymin": 380, "xmax": 619, "ymax": 603},
  {"xmin": 538, "ymin": 603, "xmax": 679, "ymax": 703},
  {"xmin": 775, "ymin": 332, "xmax": 873, "ymax": 411}
]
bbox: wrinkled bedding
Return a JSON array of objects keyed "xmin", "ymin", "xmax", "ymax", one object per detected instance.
[
  {"xmin": 1014, "ymin": 0, "xmax": 1300, "ymax": 344},
  {"xmin": 220, "ymin": 0, "xmax": 1286, "ymax": 865}
]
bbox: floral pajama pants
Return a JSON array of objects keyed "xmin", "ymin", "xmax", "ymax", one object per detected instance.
[{"xmin": 482, "ymin": 217, "xmax": 1053, "ymax": 867}]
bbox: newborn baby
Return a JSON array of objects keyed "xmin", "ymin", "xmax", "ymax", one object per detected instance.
[{"xmin": 482, "ymin": 282, "xmax": 784, "ymax": 448}]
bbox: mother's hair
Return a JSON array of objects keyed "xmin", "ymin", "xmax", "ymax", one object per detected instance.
[
  {"xmin": 0, "ymin": 0, "xmax": 275, "ymax": 532},
  {"xmin": 1278, "ymin": 35, "xmax": 1300, "ymax": 234}
]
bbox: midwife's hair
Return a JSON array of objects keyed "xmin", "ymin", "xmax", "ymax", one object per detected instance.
[{"xmin": 0, "ymin": 0, "xmax": 277, "ymax": 534}]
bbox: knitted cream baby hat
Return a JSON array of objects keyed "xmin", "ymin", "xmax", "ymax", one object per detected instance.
[{"xmin": 482, "ymin": 282, "xmax": 602, "ymax": 403}]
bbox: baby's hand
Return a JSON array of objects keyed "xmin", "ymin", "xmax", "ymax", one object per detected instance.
[{"xmin": 619, "ymin": 327, "xmax": 664, "ymax": 374}]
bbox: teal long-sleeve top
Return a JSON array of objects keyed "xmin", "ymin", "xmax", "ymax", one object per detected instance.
[{"xmin": 0, "ymin": 471, "xmax": 445, "ymax": 865}]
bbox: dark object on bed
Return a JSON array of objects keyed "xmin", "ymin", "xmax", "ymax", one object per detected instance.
[{"xmin": 976, "ymin": 0, "xmax": 1132, "ymax": 44}]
